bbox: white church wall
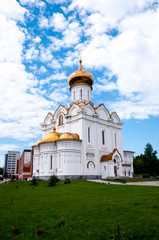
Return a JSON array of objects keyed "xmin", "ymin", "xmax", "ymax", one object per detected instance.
[
  {"xmin": 84, "ymin": 104, "xmax": 95, "ymax": 115},
  {"xmin": 57, "ymin": 141, "xmax": 82, "ymax": 177},
  {"xmin": 96, "ymin": 106, "xmax": 110, "ymax": 120},
  {"xmin": 69, "ymin": 104, "xmax": 79, "ymax": 116}
]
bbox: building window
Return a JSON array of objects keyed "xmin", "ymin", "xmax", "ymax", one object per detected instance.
[
  {"xmin": 102, "ymin": 130, "xmax": 105, "ymax": 145},
  {"xmin": 88, "ymin": 127, "xmax": 90, "ymax": 143},
  {"xmin": 59, "ymin": 115, "xmax": 63, "ymax": 125},
  {"xmin": 50, "ymin": 156, "xmax": 52, "ymax": 170},
  {"xmin": 115, "ymin": 133, "xmax": 117, "ymax": 147},
  {"xmin": 80, "ymin": 89, "xmax": 82, "ymax": 100}
]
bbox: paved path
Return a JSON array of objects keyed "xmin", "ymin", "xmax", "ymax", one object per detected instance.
[{"xmin": 87, "ymin": 179, "xmax": 159, "ymax": 186}]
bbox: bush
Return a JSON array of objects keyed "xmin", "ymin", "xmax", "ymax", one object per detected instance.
[
  {"xmin": 48, "ymin": 175, "xmax": 59, "ymax": 187},
  {"xmin": 30, "ymin": 177, "xmax": 38, "ymax": 186},
  {"xmin": 64, "ymin": 178, "xmax": 71, "ymax": 184},
  {"xmin": 142, "ymin": 174, "xmax": 150, "ymax": 178},
  {"xmin": 0, "ymin": 177, "xmax": 3, "ymax": 180},
  {"xmin": 11, "ymin": 175, "xmax": 15, "ymax": 181}
]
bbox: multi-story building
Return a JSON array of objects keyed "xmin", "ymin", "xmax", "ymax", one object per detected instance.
[
  {"xmin": 18, "ymin": 150, "xmax": 33, "ymax": 180},
  {"xmin": 4, "ymin": 151, "xmax": 20, "ymax": 176}
]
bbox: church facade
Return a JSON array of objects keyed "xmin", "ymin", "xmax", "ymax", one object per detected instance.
[{"xmin": 32, "ymin": 60, "xmax": 134, "ymax": 180}]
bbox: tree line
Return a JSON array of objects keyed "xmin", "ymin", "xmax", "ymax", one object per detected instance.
[{"xmin": 133, "ymin": 143, "xmax": 159, "ymax": 176}]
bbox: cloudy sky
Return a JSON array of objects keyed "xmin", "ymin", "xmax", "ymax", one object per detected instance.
[{"xmin": 0, "ymin": 0, "xmax": 159, "ymax": 167}]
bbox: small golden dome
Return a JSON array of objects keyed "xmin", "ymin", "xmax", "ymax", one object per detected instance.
[
  {"xmin": 41, "ymin": 132, "xmax": 61, "ymax": 143},
  {"xmin": 33, "ymin": 139, "xmax": 42, "ymax": 147},
  {"xmin": 59, "ymin": 132, "xmax": 80, "ymax": 140},
  {"xmin": 68, "ymin": 60, "xmax": 94, "ymax": 89}
]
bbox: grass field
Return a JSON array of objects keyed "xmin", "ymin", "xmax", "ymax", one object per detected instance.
[{"xmin": 0, "ymin": 180, "xmax": 159, "ymax": 240}]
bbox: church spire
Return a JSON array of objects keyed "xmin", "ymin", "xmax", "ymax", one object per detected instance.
[{"xmin": 78, "ymin": 59, "xmax": 83, "ymax": 71}]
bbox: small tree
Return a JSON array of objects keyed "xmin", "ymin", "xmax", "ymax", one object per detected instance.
[
  {"xmin": 134, "ymin": 143, "xmax": 159, "ymax": 176},
  {"xmin": 142, "ymin": 143, "xmax": 159, "ymax": 176},
  {"xmin": 30, "ymin": 177, "xmax": 38, "ymax": 186},
  {"xmin": 48, "ymin": 175, "xmax": 59, "ymax": 187}
]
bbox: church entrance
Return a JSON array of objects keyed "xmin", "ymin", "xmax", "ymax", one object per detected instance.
[{"xmin": 114, "ymin": 166, "xmax": 117, "ymax": 177}]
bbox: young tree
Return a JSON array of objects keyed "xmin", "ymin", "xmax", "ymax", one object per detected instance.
[
  {"xmin": 134, "ymin": 143, "xmax": 159, "ymax": 176},
  {"xmin": 142, "ymin": 143, "xmax": 159, "ymax": 176}
]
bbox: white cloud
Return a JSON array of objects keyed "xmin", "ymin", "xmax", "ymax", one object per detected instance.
[
  {"xmin": 49, "ymin": 89, "xmax": 69, "ymax": 103},
  {"xmin": 0, "ymin": 144, "xmax": 20, "ymax": 151},
  {"xmin": 49, "ymin": 36, "xmax": 64, "ymax": 51},
  {"xmin": 20, "ymin": 0, "xmax": 45, "ymax": 8},
  {"xmin": 49, "ymin": 59, "xmax": 61, "ymax": 69},
  {"xmin": 69, "ymin": 0, "xmax": 159, "ymax": 119},
  {"xmin": 40, "ymin": 71, "xmax": 67, "ymax": 85},
  {"xmin": 40, "ymin": 46, "xmax": 53, "ymax": 62},
  {"xmin": 25, "ymin": 46, "xmax": 39, "ymax": 60},
  {"xmin": 63, "ymin": 21, "xmax": 82, "ymax": 47},
  {"xmin": 34, "ymin": 36, "xmax": 41, "ymax": 43},
  {"xmin": 0, "ymin": 0, "xmax": 26, "ymax": 21},
  {"xmin": 0, "ymin": 15, "xmax": 25, "ymax": 63},
  {"xmin": 0, "ymin": 0, "xmax": 58, "ymax": 141},
  {"xmin": 39, "ymin": 16, "xmax": 49, "ymax": 28},
  {"xmin": 50, "ymin": 12, "xmax": 67, "ymax": 31},
  {"xmin": 38, "ymin": 66, "xmax": 47, "ymax": 73}
]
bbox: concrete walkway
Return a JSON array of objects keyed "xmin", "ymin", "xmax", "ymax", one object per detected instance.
[{"xmin": 87, "ymin": 179, "xmax": 159, "ymax": 186}]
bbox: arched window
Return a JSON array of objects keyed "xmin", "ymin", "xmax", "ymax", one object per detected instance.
[
  {"xmin": 102, "ymin": 130, "xmax": 105, "ymax": 145},
  {"xmin": 88, "ymin": 127, "xmax": 91, "ymax": 143},
  {"xmin": 50, "ymin": 155, "xmax": 52, "ymax": 170},
  {"xmin": 59, "ymin": 115, "xmax": 63, "ymax": 125},
  {"xmin": 80, "ymin": 89, "xmax": 82, "ymax": 100},
  {"xmin": 115, "ymin": 133, "xmax": 117, "ymax": 147}
]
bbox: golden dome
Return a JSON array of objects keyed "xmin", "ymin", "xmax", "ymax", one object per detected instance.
[
  {"xmin": 33, "ymin": 139, "xmax": 42, "ymax": 147},
  {"xmin": 68, "ymin": 60, "xmax": 94, "ymax": 89},
  {"xmin": 33, "ymin": 129, "xmax": 80, "ymax": 147},
  {"xmin": 41, "ymin": 131, "xmax": 61, "ymax": 143},
  {"xmin": 59, "ymin": 132, "xmax": 80, "ymax": 141}
]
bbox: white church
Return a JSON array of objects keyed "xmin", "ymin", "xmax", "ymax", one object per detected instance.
[{"xmin": 33, "ymin": 60, "xmax": 134, "ymax": 180}]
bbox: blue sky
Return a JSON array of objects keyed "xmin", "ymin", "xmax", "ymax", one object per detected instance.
[{"xmin": 0, "ymin": 0, "xmax": 159, "ymax": 167}]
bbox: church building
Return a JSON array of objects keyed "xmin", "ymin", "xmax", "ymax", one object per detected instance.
[{"xmin": 32, "ymin": 60, "xmax": 134, "ymax": 179}]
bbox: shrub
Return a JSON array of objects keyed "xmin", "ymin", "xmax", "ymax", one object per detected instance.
[
  {"xmin": 11, "ymin": 175, "xmax": 15, "ymax": 181},
  {"xmin": 142, "ymin": 174, "xmax": 150, "ymax": 178},
  {"xmin": 64, "ymin": 178, "xmax": 71, "ymax": 184},
  {"xmin": 30, "ymin": 177, "xmax": 38, "ymax": 186},
  {"xmin": 0, "ymin": 177, "xmax": 3, "ymax": 180},
  {"xmin": 48, "ymin": 175, "xmax": 59, "ymax": 187}
]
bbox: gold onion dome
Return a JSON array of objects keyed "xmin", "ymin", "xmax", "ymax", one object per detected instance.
[
  {"xmin": 68, "ymin": 59, "xmax": 94, "ymax": 89},
  {"xmin": 41, "ymin": 131, "xmax": 61, "ymax": 143},
  {"xmin": 33, "ymin": 128, "xmax": 80, "ymax": 146},
  {"xmin": 33, "ymin": 139, "xmax": 43, "ymax": 147},
  {"xmin": 59, "ymin": 132, "xmax": 80, "ymax": 140}
]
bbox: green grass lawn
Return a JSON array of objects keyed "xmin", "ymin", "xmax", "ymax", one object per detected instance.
[{"xmin": 0, "ymin": 180, "xmax": 159, "ymax": 240}]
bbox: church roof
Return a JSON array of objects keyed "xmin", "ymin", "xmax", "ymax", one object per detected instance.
[
  {"xmin": 68, "ymin": 59, "xmax": 94, "ymax": 89},
  {"xmin": 100, "ymin": 148, "xmax": 122, "ymax": 162}
]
